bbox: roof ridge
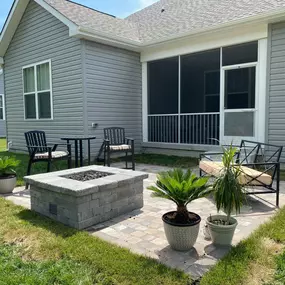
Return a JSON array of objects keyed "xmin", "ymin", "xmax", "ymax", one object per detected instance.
[{"xmin": 61, "ymin": 0, "xmax": 117, "ymax": 18}]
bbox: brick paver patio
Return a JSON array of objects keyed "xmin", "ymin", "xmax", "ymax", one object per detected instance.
[{"xmin": 2, "ymin": 163, "xmax": 285, "ymax": 279}]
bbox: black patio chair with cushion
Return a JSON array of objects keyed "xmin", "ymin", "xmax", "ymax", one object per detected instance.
[
  {"xmin": 25, "ymin": 130, "xmax": 72, "ymax": 179},
  {"xmin": 199, "ymin": 140, "xmax": 283, "ymax": 207},
  {"xmin": 103, "ymin": 127, "xmax": 135, "ymax": 170}
]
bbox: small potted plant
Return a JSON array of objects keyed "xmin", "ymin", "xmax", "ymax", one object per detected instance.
[
  {"xmin": 148, "ymin": 169, "xmax": 212, "ymax": 251},
  {"xmin": 0, "ymin": 156, "xmax": 20, "ymax": 194},
  {"xmin": 206, "ymin": 145, "xmax": 246, "ymax": 246}
]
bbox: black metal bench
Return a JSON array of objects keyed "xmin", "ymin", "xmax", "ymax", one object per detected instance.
[{"xmin": 199, "ymin": 140, "xmax": 283, "ymax": 207}]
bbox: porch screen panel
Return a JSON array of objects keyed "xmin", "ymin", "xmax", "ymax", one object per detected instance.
[
  {"xmin": 148, "ymin": 57, "xmax": 179, "ymax": 143},
  {"xmin": 180, "ymin": 49, "xmax": 220, "ymax": 145},
  {"xmin": 148, "ymin": 57, "xmax": 178, "ymax": 114},
  {"xmin": 181, "ymin": 49, "xmax": 220, "ymax": 114},
  {"xmin": 223, "ymin": 41, "xmax": 258, "ymax": 66}
]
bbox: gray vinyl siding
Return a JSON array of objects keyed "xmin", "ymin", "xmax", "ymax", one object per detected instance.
[
  {"xmin": 4, "ymin": 0, "xmax": 84, "ymax": 152},
  {"xmin": 83, "ymin": 40, "xmax": 142, "ymax": 157},
  {"xmin": 268, "ymin": 22, "xmax": 285, "ymax": 162},
  {"xmin": 0, "ymin": 72, "xmax": 6, "ymax": 138}
]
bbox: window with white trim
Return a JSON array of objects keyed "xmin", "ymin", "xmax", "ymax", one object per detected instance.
[
  {"xmin": 0, "ymin": 94, "xmax": 4, "ymax": 120},
  {"xmin": 23, "ymin": 61, "xmax": 53, "ymax": 120}
]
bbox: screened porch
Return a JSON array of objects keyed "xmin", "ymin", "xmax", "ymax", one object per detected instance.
[{"xmin": 146, "ymin": 41, "xmax": 262, "ymax": 146}]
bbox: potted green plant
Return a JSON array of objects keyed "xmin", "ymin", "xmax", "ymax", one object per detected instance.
[
  {"xmin": 148, "ymin": 168, "xmax": 212, "ymax": 251},
  {"xmin": 0, "ymin": 156, "xmax": 20, "ymax": 194},
  {"xmin": 206, "ymin": 145, "xmax": 246, "ymax": 246}
]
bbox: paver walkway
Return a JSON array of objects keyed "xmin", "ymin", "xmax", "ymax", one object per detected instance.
[{"xmin": 2, "ymin": 163, "xmax": 285, "ymax": 279}]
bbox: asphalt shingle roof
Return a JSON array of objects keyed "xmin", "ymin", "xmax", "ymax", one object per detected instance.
[
  {"xmin": 43, "ymin": 0, "xmax": 285, "ymax": 44},
  {"xmin": 127, "ymin": 0, "xmax": 285, "ymax": 42},
  {"xmin": 43, "ymin": 0, "xmax": 141, "ymax": 42}
]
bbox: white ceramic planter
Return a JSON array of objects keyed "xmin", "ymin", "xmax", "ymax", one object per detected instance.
[
  {"xmin": 0, "ymin": 175, "xmax": 17, "ymax": 194},
  {"xmin": 206, "ymin": 215, "xmax": 238, "ymax": 246},
  {"xmin": 162, "ymin": 211, "xmax": 201, "ymax": 251}
]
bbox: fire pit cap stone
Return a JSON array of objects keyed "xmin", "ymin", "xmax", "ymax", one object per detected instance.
[{"xmin": 24, "ymin": 166, "xmax": 148, "ymax": 197}]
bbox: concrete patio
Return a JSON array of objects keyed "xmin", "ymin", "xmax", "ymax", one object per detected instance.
[{"xmin": 2, "ymin": 163, "xmax": 285, "ymax": 279}]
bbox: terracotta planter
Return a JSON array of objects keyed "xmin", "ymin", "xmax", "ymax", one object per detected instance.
[
  {"xmin": 162, "ymin": 211, "xmax": 201, "ymax": 251},
  {"xmin": 0, "ymin": 175, "xmax": 17, "ymax": 194}
]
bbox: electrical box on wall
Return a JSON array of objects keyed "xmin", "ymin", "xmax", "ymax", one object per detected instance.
[{"xmin": 91, "ymin": 123, "xmax": 98, "ymax": 129}]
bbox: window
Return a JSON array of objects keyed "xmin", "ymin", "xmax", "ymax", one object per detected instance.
[
  {"xmin": 23, "ymin": 60, "xmax": 53, "ymax": 119},
  {"xmin": 224, "ymin": 67, "xmax": 256, "ymax": 109},
  {"xmin": 0, "ymin": 95, "xmax": 4, "ymax": 120}
]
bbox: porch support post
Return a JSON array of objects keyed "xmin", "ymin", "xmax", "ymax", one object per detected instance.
[
  {"xmin": 257, "ymin": 38, "xmax": 267, "ymax": 144},
  {"xmin": 142, "ymin": 62, "xmax": 148, "ymax": 142},
  {"xmin": 178, "ymin": 56, "xmax": 181, "ymax": 143},
  {"xmin": 219, "ymin": 47, "xmax": 224, "ymax": 145}
]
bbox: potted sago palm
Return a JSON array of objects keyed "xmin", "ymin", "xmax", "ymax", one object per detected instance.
[
  {"xmin": 148, "ymin": 169, "xmax": 212, "ymax": 251},
  {"xmin": 206, "ymin": 145, "xmax": 246, "ymax": 246},
  {"xmin": 0, "ymin": 156, "xmax": 20, "ymax": 194}
]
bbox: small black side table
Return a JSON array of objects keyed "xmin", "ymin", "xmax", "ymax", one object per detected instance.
[{"xmin": 61, "ymin": 136, "xmax": 96, "ymax": 167}]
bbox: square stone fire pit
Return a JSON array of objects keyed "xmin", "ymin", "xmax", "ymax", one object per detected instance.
[{"xmin": 24, "ymin": 166, "xmax": 148, "ymax": 229}]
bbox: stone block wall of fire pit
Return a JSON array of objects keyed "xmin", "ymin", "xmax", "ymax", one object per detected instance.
[{"xmin": 24, "ymin": 166, "xmax": 148, "ymax": 230}]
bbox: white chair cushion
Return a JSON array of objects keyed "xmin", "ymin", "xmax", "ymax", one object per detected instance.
[
  {"xmin": 109, "ymin": 144, "xmax": 132, "ymax": 151},
  {"xmin": 35, "ymin": 151, "xmax": 69, "ymax": 159},
  {"xmin": 199, "ymin": 160, "xmax": 272, "ymax": 186}
]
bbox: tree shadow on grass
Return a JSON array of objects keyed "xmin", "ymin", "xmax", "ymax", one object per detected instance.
[{"xmin": 16, "ymin": 209, "xmax": 78, "ymax": 238}]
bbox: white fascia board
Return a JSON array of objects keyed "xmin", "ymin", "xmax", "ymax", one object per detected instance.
[
  {"xmin": 0, "ymin": 0, "xmax": 78, "ymax": 57},
  {"xmin": 33, "ymin": 0, "xmax": 78, "ymax": 31},
  {"xmin": 70, "ymin": 27, "xmax": 143, "ymax": 52},
  {"xmin": 141, "ymin": 22, "xmax": 268, "ymax": 62},
  {"xmin": 0, "ymin": 0, "xmax": 29, "ymax": 57}
]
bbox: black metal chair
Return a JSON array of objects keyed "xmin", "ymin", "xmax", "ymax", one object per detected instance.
[
  {"xmin": 200, "ymin": 140, "xmax": 283, "ymax": 207},
  {"xmin": 103, "ymin": 127, "xmax": 135, "ymax": 170},
  {"xmin": 25, "ymin": 131, "xmax": 72, "ymax": 178}
]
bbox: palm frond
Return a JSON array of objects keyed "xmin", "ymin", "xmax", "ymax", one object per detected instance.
[
  {"xmin": 147, "ymin": 168, "xmax": 212, "ymax": 209},
  {"xmin": 213, "ymin": 145, "xmax": 246, "ymax": 222},
  {"xmin": 0, "ymin": 156, "xmax": 20, "ymax": 176}
]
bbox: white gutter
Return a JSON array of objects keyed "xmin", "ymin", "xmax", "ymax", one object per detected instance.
[{"xmin": 70, "ymin": 26, "xmax": 143, "ymax": 52}]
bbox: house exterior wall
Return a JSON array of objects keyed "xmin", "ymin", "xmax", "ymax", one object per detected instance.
[
  {"xmin": 0, "ymin": 72, "xmax": 6, "ymax": 137},
  {"xmin": 268, "ymin": 22, "xmax": 285, "ymax": 162},
  {"xmin": 83, "ymin": 40, "xmax": 142, "ymax": 158},
  {"xmin": 4, "ymin": 0, "xmax": 84, "ymax": 152}
]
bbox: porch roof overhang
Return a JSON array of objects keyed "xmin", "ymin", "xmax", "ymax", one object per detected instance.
[{"xmin": 2, "ymin": 0, "xmax": 285, "ymax": 58}]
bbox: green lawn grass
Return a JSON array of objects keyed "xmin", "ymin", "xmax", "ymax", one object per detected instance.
[
  {"xmin": 0, "ymin": 198, "xmax": 190, "ymax": 285},
  {"xmin": 0, "ymin": 151, "xmax": 69, "ymax": 186},
  {"xmin": 200, "ymin": 206, "xmax": 285, "ymax": 285},
  {"xmin": 1, "ymin": 149, "xmax": 285, "ymax": 187},
  {"xmin": 0, "ymin": 244, "xmax": 97, "ymax": 285},
  {"xmin": 130, "ymin": 153, "xmax": 198, "ymax": 168},
  {"xmin": 0, "ymin": 138, "xmax": 6, "ymax": 151},
  {"xmin": 0, "ymin": 151, "xmax": 198, "ymax": 186}
]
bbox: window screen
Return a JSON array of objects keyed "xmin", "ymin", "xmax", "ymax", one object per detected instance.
[
  {"xmin": 223, "ymin": 42, "xmax": 258, "ymax": 66},
  {"xmin": 148, "ymin": 57, "xmax": 179, "ymax": 114}
]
